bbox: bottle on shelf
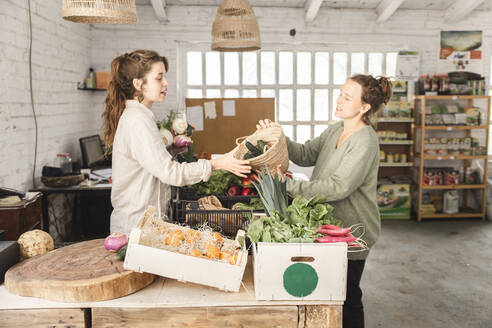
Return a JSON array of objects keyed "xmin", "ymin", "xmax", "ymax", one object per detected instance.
[
  {"xmin": 88, "ymin": 68, "xmax": 96, "ymax": 89},
  {"xmin": 423, "ymin": 74, "xmax": 430, "ymax": 93},
  {"xmin": 431, "ymin": 74, "xmax": 439, "ymax": 92},
  {"xmin": 443, "ymin": 190, "xmax": 459, "ymax": 214}
]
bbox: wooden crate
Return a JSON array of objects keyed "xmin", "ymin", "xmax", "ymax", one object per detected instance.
[
  {"xmin": 124, "ymin": 207, "xmax": 248, "ymax": 292},
  {"xmin": 252, "ymin": 242, "xmax": 347, "ymax": 301}
]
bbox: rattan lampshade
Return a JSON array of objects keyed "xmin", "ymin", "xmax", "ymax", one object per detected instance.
[
  {"xmin": 211, "ymin": 0, "xmax": 261, "ymax": 52},
  {"xmin": 62, "ymin": 0, "xmax": 137, "ymax": 24}
]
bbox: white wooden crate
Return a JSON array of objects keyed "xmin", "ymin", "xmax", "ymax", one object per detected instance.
[
  {"xmin": 252, "ymin": 242, "xmax": 347, "ymax": 301},
  {"xmin": 124, "ymin": 207, "xmax": 248, "ymax": 292}
]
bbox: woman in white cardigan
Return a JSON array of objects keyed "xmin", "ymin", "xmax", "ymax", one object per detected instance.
[{"xmin": 102, "ymin": 50, "xmax": 251, "ymax": 234}]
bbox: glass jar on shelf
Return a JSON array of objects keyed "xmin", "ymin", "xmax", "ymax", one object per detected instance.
[{"xmin": 55, "ymin": 153, "xmax": 72, "ymax": 174}]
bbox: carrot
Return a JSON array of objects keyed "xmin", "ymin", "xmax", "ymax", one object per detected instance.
[
  {"xmin": 316, "ymin": 233, "xmax": 357, "ymax": 243},
  {"xmin": 317, "ymin": 227, "xmax": 351, "ymax": 236}
]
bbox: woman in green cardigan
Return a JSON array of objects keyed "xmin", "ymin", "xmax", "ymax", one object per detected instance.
[{"xmin": 257, "ymin": 74, "xmax": 392, "ymax": 328}]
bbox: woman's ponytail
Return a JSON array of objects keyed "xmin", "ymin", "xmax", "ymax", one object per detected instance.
[
  {"xmin": 101, "ymin": 50, "xmax": 169, "ymax": 155},
  {"xmin": 102, "ymin": 55, "xmax": 129, "ymax": 156}
]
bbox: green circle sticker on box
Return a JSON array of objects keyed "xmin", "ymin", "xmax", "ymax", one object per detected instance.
[{"xmin": 283, "ymin": 263, "xmax": 318, "ymax": 297}]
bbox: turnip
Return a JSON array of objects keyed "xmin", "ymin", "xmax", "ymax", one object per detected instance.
[{"xmin": 104, "ymin": 232, "xmax": 128, "ymax": 252}]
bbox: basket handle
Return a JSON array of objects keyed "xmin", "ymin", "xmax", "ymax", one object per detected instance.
[{"xmin": 236, "ymin": 136, "xmax": 248, "ymax": 146}]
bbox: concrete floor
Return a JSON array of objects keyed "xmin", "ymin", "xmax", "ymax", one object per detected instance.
[{"xmin": 363, "ymin": 219, "xmax": 492, "ymax": 328}]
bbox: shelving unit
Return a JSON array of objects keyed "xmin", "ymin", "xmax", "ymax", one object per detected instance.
[
  {"xmin": 377, "ymin": 118, "xmax": 414, "ymax": 178},
  {"xmin": 377, "ymin": 82, "xmax": 414, "ymax": 180},
  {"xmin": 413, "ymin": 95, "xmax": 490, "ymax": 221},
  {"xmin": 376, "ymin": 83, "xmax": 414, "ymax": 220}
]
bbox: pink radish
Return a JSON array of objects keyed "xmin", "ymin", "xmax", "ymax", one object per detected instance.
[
  {"xmin": 317, "ymin": 227, "xmax": 351, "ymax": 236},
  {"xmin": 318, "ymin": 224, "xmax": 339, "ymax": 230},
  {"xmin": 316, "ymin": 233, "xmax": 357, "ymax": 243}
]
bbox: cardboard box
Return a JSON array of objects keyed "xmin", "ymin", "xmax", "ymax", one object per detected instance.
[
  {"xmin": 96, "ymin": 71, "xmax": 110, "ymax": 90},
  {"xmin": 124, "ymin": 206, "xmax": 248, "ymax": 292},
  {"xmin": 378, "ymin": 183, "xmax": 411, "ymax": 219},
  {"xmin": 252, "ymin": 242, "xmax": 347, "ymax": 301}
]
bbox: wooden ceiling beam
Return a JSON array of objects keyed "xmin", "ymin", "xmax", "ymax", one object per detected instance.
[
  {"xmin": 305, "ymin": 0, "xmax": 323, "ymax": 22},
  {"xmin": 444, "ymin": 0, "xmax": 484, "ymax": 23},
  {"xmin": 150, "ymin": 0, "xmax": 169, "ymax": 22},
  {"xmin": 375, "ymin": 0, "xmax": 405, "ymax": 23}
]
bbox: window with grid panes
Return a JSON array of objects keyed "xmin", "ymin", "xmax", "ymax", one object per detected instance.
[{"xmin": 185, "ymin": 49, "xmax": 397, "ymax": 143}]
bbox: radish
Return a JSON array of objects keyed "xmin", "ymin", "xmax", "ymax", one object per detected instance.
[
  {"xmin": 318, "ymin": 224, "xmax": 339, "ymax": 230},
  {"xmin": 317, "ymin": 227, "xmax": 351, "ymax": 236},
  {"xmin": 316, "ymin": 233, "xmax": 357, "ymax": 243}
]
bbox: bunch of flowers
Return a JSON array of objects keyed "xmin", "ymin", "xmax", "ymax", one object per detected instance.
[{"xmin": 157, "ymin": 111, "xmax": 197, "ymax": 162}]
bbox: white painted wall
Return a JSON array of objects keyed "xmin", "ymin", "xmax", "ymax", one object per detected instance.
[{"xmin": 2, "ymin": 2, "xmax": 492, "ymax": 189}]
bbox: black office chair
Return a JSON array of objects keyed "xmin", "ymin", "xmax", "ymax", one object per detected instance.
[{"xmin": 79, "ymin": 135, "xmax": 111, "ymax": 169}]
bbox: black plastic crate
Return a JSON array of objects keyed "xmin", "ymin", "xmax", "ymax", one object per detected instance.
[
  {"xmin": 177, "ymin": 187, "xmax": 259, "ymax": 207},
  {"xmin": 175, "ymin": 200, "xmax": 262, "ymax": 237},
  {"xmin": 171, "ymin": 187, "xmax": 260, "ymax": 221}
]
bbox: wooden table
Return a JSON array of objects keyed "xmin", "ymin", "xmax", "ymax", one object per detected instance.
[{"xmin": 0, "ymin": 258, "xmax": 343, "ymax": 328}]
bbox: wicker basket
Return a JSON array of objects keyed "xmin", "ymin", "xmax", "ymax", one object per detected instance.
[
  {"xmin": 62, "ymin": 0, "xmax": 137, "ymax": 24},
  {"xmin": 233, "ymin": 123, "xmax": 289, "ymax": 174},
  {"xmin": 41, "ymin": 174, "xmax": 84, "ymax": 188},
  {"xmin": 211, "ymin": 0, "xmax": 261, "ymax": 51}
]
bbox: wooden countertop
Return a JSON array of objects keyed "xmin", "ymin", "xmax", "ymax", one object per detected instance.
[{"xmin": 0, "ymin": 256, "xmax": 343, "ymax": 310}]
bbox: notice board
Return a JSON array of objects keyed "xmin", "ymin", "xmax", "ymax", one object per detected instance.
[{"xmin": 185, "ymin": 98, "xmax": 275, "ymax": 155}]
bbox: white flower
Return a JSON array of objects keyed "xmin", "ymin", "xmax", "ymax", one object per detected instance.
[
  {"xmin": 159, "ymin": 128, "xmax": 173, "ymax": 146},
  {"xmin": 172, "ymin": 118, "xmax": 188, "ymax": 135}
]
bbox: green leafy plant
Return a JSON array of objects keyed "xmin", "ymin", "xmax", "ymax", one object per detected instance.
[
  {"xmin": 194, "ymin": 170, "xmax": 241, "ymax": 196},
  {"xmin": 251, "ymin": 167, "xmax": 288, "ymax": 218},
  {"xmin": 246, "ymin": 191, "xmax": 341, "ymax": 243}
]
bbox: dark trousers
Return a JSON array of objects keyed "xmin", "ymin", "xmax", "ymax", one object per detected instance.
[{"xmin": 343, "ymin": 260, "xmax": 366, "ymax": 328}]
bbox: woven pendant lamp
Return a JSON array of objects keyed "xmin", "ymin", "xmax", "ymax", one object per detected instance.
[
  {"xmin": 62, "ymin": 0, "xmax": 137, "ymax": 24},
  {"xmin": 211, "ymin": 0, "xmax": 261, "ymax": 52}
]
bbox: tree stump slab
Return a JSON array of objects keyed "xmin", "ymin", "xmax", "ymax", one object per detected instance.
[{"xmin": 5, "ymin": 239, "xmax": 155, "ymax": 302}]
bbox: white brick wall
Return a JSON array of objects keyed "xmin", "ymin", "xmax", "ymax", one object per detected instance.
[
  {"xmin": 2, "ymin": 2, "xmax": 492, "ymax": 190},
  {"xmin": 0, "ymin": 0, "xmax": 96, "ymax": 191}
]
